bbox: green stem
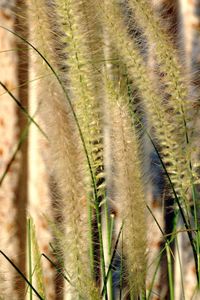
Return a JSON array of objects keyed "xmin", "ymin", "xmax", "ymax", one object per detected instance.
[
  {"xmin": 175, "ymin": 237, "xmax": 185, "ymax": 300},
  {"xmin": 0, "ymin": 25, "xmax": 108, "ymax": 294},
  {"xmin": 166, "ymin": 243, "xmax": 174, "ymax": 300},
  {"xmin": 0, "ymin": 250, "xmax": 43, "ymax": 300}
]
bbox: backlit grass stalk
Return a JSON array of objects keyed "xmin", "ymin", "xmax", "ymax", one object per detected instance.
[
  {"xmin": 28, "ymin": 1, "xmax": 99, "ymax": 299},
  {"xmin": 104, "ymin": 74, "xmax": 147, "ymax": 298},
  {"xmin": 128, "ymin": 0, "xmax": 200, "ymax": 282},
  {"xmin": 102, "ymin": 21, "xmax": 122, "ymax": 300},
  {"xmin": 54, "ymin": 0, "xmax": 104, "ymax": 188},
  {"xmin": 97, "ymin": 0, "xmax": 171, "ymax": 161},
  {"xmin": 98, "ymin": 0, "xmax": 194, "ymax": 228},
  {"xmin": 128, "ymin": 0, "xmax": 196, "ymax": 207},
  {"xmin": 54, "ymin": 0, "xmax": 108, "ymax": 291}
]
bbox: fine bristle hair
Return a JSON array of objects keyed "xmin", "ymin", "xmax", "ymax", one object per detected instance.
[
  {"xmin": 97, "ymin": 0, "xmax": 198, "ymax": 214},
  {"xmin": 128, "ymin": 0, "xmax": 197, "ymax": 205},
  {"xmin": 53, "ymin": 0, "xmax": 109, "ymax": 291},
  {"xmin": 3, "ymin": 0, "xmax": 200, "ymax": 299},
  {"xmin": 54, "ymin": 0, "xmax": 104, "ymax": 180},
  {"xmin": 104, "ymin": 70, "xmax": 147, "ymax": 297},
  {"xmin": 27, "ymin": 1, "xmax": 100, "ymax": 299}
]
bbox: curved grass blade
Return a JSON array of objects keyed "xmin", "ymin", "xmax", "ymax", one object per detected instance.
[
  {"xmin": 0, "ymin": 72, "xmax": 52, "ymax": 98},
  {"xmin": 130, "ymin": 104, "xmax": 199, "ymax": 283},
  {"xmin": 0, "ymin": 250, "xmax": 44, "ymax": 300},
  {"xmin": 42, "ymin": 253, "xmax": 71, "ymax": 285},
  {"xmin": 49, "ymin": 242, "xmax": 71, "ymax": 281},
  {"xmin": 146, "ymin": 132, "xmax": 198, "ymax": 276},
  {"xmin": 132, "ymin": 111, "xmax": 196, "ymax": 255},
  {"xmin": 0, "ymin": 27, "xmax": 106, "ymax": 289},
  {"xmin": 0, "ymin": 121, "xmax": 29, "ymax": 186},
  {"xmin": 0, "ymin": 29, "xmax": 102, "ymax": 241},
  {"xmin": 27, "ymin": 218, "xmax": 33, "ymax": 300},
  {"xmin": 0, "ymin": 81, "xmax": 47, "ymax": 139}
]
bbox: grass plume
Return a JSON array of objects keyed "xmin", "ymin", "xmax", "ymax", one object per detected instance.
[
  {"xmin": 1, "ymin": 0, "xmax": 200, "ymax": 299},
  {"xmin": 104, "ymin": 71, "xmax": 147, "ymax": 297},
  {"xmin": 28, "ymin": 1, "xmax": 99, "ymax": 298}
]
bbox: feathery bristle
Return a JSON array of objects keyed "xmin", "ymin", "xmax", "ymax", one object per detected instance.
[{"xmin": 28, "ymin": 1, "xmax": 99, "ymax": 299}]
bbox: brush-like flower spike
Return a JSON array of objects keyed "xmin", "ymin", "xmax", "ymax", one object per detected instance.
[
  {"xmin": 128, "ymin": 0, "xmax": 196, "ymax": 202},
  {"xmin": 98, "ymin": 0, "xmax": 194, "ymax": 210},
  {"xmin": 104, "ymin": 71, "xmax": 147, "ymax": 298},
  {"xmin": 54, "ymin": 0, "xmax": 108, "ymax": 288},
  {"xmin": 28, "ymin": 1, "xmax": 99, "ymax": 299},
  {"xmin": 98, "ymin": 0, "xmax": 166, "ymax": 134},
  {"xmin": 128, "ymin": 0, "xmax": 187, "ymax": 113},
  {"xmin": 54, "ymin": 0, "xmax": 104, "ymax": 199}
]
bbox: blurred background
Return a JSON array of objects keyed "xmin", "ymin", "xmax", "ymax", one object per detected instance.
[{"xmin": 0, "ymin": 0, "xmax": 200, "ymax": 299}]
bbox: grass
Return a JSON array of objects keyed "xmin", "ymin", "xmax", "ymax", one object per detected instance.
[{"xmin": 0, "ymin": 0, "xmax": 200, "ymax": 299}]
